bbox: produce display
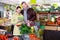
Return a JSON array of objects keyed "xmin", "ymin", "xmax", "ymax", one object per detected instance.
[
  {"xmin": 32, "ymin": 4, "xmax": 60, "ymax": 12},
  {"xmin": 0, "ymin": 35, "xmax": 8, "ymax": 40},
  {"xmin": 0, "ymin": 18, "xmax": 42, "ymax": 40},
  {"xmin": 2, "ymin": 4, "xmax": 60, "ymax": 40},
  {"xmin": 19, "ymin": 22, "xmax": 43, "ymax": 40}
]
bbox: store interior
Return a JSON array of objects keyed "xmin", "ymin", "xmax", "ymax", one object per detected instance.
[{"xmin": 0, "ymin": 0, "xmax": 60, "ymax": 40}]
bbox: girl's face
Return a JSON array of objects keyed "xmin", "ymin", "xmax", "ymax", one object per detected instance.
[{"xmin": 16, "ymin": 8, "xmax": 21, "ymax": 13}]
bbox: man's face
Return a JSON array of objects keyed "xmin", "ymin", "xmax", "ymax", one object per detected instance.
[
  {"xmin": 22, "ymin": 3, "xmax": 28, "ymax": 9},
  {"xmin": 16, "ymin": 8, "xmax": 21, "ymax": 13}
]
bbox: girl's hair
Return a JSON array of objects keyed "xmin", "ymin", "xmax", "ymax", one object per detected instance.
[{"xmin": 16, "ymin": 6, "xmax": 21, "ymax": 9}]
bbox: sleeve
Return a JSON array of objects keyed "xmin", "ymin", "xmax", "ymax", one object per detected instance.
[
  {"xmin": 30, "ymin": 12, "xmax": 36, "ymax": 21},
  {"xmin": 28, "ymin": 8, "xmax": 36, "ymax": 21}
]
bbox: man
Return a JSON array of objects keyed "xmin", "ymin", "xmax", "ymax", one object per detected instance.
[{"xmin": 21, "ymin": 2, "xmax": 36, "ymax": 23}]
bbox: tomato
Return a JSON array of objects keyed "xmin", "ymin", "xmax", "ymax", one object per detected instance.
[
  {"xmin": 13, "ymin": 36, "xmax": 20, "ymax": 40},
  {"xmin": 56, "ymin": 17, "xmax": 60, "ymax": 25},
  {"xmin": 0, "ymin": 35, "xmax": 8, "ymax": 40},
  {"xmin": 29, "ymin": 34, "xmax": 41, "ymax": 40},
  {"xmin": 57, "ymin": 20, "xmax": 60, "ymax": 25},
  {"xmin": 30, "ymin": 37, "xmax": 40, "ymax": 40},
  {"xmin": 29, "ymin": 34, "xmax": 36, "ymax": 38}
]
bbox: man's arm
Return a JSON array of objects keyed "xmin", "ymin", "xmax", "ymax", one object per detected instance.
[
  {"xmin": 27, "ymin": 8, "xmax": 36, "ymax": 21},
  {"xmin": 30, "ymin": 12, "xmax": 36, "ymax": 21}
]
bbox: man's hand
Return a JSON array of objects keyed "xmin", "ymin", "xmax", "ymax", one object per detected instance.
[{"xmin": 25, "ymin": 20, "xmax": 31, "ymax": 23}]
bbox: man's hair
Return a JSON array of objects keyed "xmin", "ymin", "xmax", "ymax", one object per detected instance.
[
  {"xmin": 21, "ymin": 1, "xmax": 26, "ymax": 5},
  {"xmin": 16, "ymin": 6, "xmax": 21, "ymax": 9},
  {"xmin": 7, "ymin": 9, "xmax": 9, "ymax": 11}
]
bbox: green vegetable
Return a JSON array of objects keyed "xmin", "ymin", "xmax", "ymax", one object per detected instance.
[{"xmin": 20, "ymin": 24, "xmax": 31, "ymax": 34}]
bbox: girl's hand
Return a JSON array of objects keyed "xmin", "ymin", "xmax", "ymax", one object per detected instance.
[{"xmin": 16, "ymin": 23, "xmax": 21, "ymax": 27}]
